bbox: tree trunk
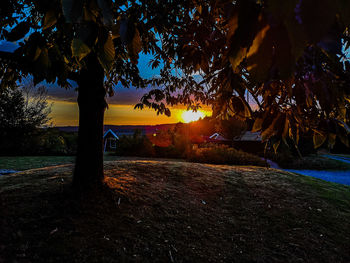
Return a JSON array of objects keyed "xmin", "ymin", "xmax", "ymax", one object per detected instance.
[{"xmin": 73, "ymin": 54, "xmax": 106, "ymax": 191}]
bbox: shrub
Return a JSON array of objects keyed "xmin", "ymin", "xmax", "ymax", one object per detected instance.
[
  {"xmin": 188, "ymin": 145, "xmax": 267, "ymax": 166},
  {"xmin": 115, "ymin": 129, "xmax": 192, "ymax": 159},
  {"xmin": 115, "ymin": 131, "xmax": 155, "ymax": 157},
  {"xmin": 276, "ymin": 155, "xmax": 350, "ymax": 170}
]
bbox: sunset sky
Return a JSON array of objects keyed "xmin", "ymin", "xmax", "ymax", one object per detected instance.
[
  {"xmin": 49, "ymin": 99, "xmax": 212, "ymax": 126},
  {"xmin": 45, "ymin": 52, "xmax": 211, "ymax": 126},
  {"xmin": 0, "ymin": 40, "xmax": 211, "ymax": 126}
]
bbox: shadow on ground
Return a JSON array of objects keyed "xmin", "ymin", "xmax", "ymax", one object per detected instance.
[{"xmin": 1, "ymin": 160, "xmax": 350, "ymax": 262}]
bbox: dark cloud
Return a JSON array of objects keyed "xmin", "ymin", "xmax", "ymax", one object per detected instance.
[
  {"xmin": 0, "ymin": 42, "xmax": 158, "ymax": 105},
  {"xmin": 45, "ymin": 81, "xmax": 151, "ymax": 105}
]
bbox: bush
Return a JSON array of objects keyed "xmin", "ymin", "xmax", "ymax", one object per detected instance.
[
  {"xmin": 276, "ymin": 155, "xmax": 350, "ymax": 170},
  {"xmin": 188, "ymin": 145, "xmax": 268, "ymax": 166},
  {"xmin": 115, "ymin": 131, "xmax": 155, "ymax": 157},
  {"xmin": 115, "ymin": 129, "xmax": 192, "ymax": 159}
]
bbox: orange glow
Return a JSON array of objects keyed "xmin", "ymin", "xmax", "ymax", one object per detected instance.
[
  {"xmin": 180, "ymin": 110, "xmax": 208, "ymax": 123},
  {"xmin": 49, "ymin": 99, "xmax": 212, "ymax": 126}
]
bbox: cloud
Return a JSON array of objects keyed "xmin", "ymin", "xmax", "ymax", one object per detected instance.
[{"xmin": 44, "ymin": 81, "xmax": 150, "ymax": 105}]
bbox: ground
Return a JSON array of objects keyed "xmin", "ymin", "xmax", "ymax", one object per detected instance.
[
  {"xmin": 0, "ymin": 156, "xmax": 75, "ymax": 171},
  {"xmin": 1, "ymin": 160, "xmax": 350, "ymax": 262},
  {"xmin": 0, "ymin": 155, "xmax": 143, "ymax": 171}
]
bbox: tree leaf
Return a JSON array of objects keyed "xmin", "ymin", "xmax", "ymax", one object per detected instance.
[
  {"xmin": 246, "ymin": 25, "xmax": 272, "ymax": 82},
  {"xmin": 98, "ymin": 33, "xmax": 115, "ymax": 71},
  {"xmin": 127, "ymin": 28, "xmax": 142, "ymax": 64},
  {"xmin": 38, "ymin": 47, "xmax": 50, "ymax": 69},
  {"xmin": 83, "ymin": 7, "xmax": 97, "ymax": 22},
  {"xmin": 273, "ymin": 140, "xmax": 281, "ymax": 154},
  {"xmin": 337, "ymin": 120, "xmax": 350, "ymax": 134},
  {"xmin": 43, "ymin": 10, "xmax": 57, "ymax": 30},
  {"xmin": 71, "ymin": 38, "xmax": 91, "ymax": 61},
  {"xmin": 111, "ymin": 22, "xmax": 120, "ymax": 39},
  {"xmin": 229, "ymin": 47, "xmax": 247, "ymax": 71},
  {"xmin": 6, "ymin": 22, "xmax": 30, "ymax": 42},
  {"xmin": 267, "ymin": 0, "xmax": 307, "ymax": 60},
  {"xmin": 247, "ymin": 24, "xmax": 294, "ymax": 81},
  {"xmin": 261, "ymin": 114, "xmax": 281, "ymax": 141},
  {"xmin": 228, "ymin": 96, "xmax": 251, "ymax": 119},
  {"xmin": 33, "ymin": 47, "xmax": 42, "ymax": 61},
  {"xmin": 282, "ymin": 116, "xmax": 289, "ymax": 139},
  {"xmin": 97, "ymin": 0, "xmax": 113, "ymax": 25},
  {"xmin": 328, "ymin": 133, "xmax": 336, "ymax": 149},
  {"xmin": 252, "ymin": 117, "xmax": 263, "ymax": 132},
  {"xmin": 62, "ymin": 0, "xmax": 84, "ymax": 23},
  {"xmin": 313, "ymin": 130, "xmax": 327, "ymax": 149},
  {"xmin": 338, "ymin": 133, "xmax": 350, "ymax": 148}
]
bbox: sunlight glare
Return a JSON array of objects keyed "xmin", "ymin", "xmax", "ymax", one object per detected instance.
[{"xmin": 181, "ymin": 110, "xmax": 206, "ymax": 123}]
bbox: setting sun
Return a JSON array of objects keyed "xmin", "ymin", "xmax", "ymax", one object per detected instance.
[{"xmin": 181, "ymin": 110, "xmax": 206, "ymax": 123}]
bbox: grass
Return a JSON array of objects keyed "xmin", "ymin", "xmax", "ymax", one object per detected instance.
[
  {"xmin": 0, "ymin": 156, "xmax": 75, "ymax": 171},
  {"xmin": 2, "ymin": 153, "xmax": 349, "ymax": 172},
  {"xmin": 1, "ymin": 160, "xmax": 350, "ymax": 262},
  {"xmin": 0, "ymin": 155, "xmax": 159, "ymax": 171},
  {"xmin": 277, "ymin": 154, "xmax": 350, "ymax": 170}
]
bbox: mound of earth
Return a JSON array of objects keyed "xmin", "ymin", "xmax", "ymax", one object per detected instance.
[{"xmin": 1, "ymin": 160, "xmax": 350, "ymax": 262}]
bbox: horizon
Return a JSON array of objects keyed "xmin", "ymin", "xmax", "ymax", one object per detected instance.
[
  {"xmin": 0, "ymin": 40, "xmax": 212, "ymax": 126},
  {"xmin": 49, "ymin": 99, "xmax": 212, "ymax": 126}
]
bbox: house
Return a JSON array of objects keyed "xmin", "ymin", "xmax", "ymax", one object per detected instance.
[
  {"xmin": 196, "ymin": 132, "xmax": 231, "ymax": 147},
  {"xmin": 209, "ymin": 133, "xmax": 229, "ymax": 141},
  {"xmin": 233, "ymin": 131, "xmax": 264, "ymax": 153},
  {"xmin": 103, "ymin": 129, "xmax": 119, "ymax": 152}
]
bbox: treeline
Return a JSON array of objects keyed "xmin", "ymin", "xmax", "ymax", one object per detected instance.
[
  {"xmin": 115, "ymin": 125, "xmax": 193, "ymax": 159},
  {"xmin": 0, "ymin": 83, "xmax": 78, "ymax": 156},
  {"xmin": 0, "ymin": 127, "xmax": 78, "ymax": 156},
  {"xmin": 114, "ymin": 129, "xmax": 268, "ymax": 167}
]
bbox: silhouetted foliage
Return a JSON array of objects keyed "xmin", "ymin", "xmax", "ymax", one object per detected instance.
[
  {"xmin": 1, "ymin": 0, "xmax": 350, "ymax": 189},
  {"xmin": 115, "ymin": 130, "xmax": 155, "ymax": 157},
  {"xmin": 139, "ymin": 0, "xmax": 350, "ymax": 154},
  {"xmin": 215, "ymin": 117, "xmax": 247, "ymax": 140},
  {"xmin": 188, "ymin": 145, "xmax": 267, "ymax": 167},
  {"xmin": 0, "ymin": 83, "xmax": 52, "ymax": 155},
  {"xmin": 115, "ymin": 129, "xmax": 191, "ymax": 159}
]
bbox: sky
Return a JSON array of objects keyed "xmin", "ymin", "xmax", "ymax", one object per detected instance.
[{"xmin": 0, "ymin": 40, "xmax": 212, "ymax": 126}]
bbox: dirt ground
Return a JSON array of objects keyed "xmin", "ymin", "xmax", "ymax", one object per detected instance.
[{"xmin": 1, "ymin": 160, "xmax": 350, "ymax": 262}]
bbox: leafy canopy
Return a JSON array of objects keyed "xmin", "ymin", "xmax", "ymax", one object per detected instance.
[
  {"xmin": 139, "ymin": 0, "xmax": 350, "ymax": 152},
  {"xmin": 1, "ymin": 0, "xmax": 350, "ymax": 151}
]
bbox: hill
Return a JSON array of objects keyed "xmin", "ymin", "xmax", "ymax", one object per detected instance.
[{"xmin": 1, "ymin": 160, "xmax": 350, "ymax": 262}]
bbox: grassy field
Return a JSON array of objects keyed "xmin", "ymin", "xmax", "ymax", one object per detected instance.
[
  {"xmin": 1, "ymin": 160, "xmax": 350, "ymax": 262},
  {"xmin": 1, "ymin": 154, "xmax": 350, "ymax": 172},
  {"xmin": 0, "ymin": 155, "xmax": 163, "ymax": 171},
  {"xmin": 0, "ymin": 156, "xmax": 75, "ymax": 171},
  {"xmin": 278, "ymin": 155, "xmax": 350, "ymax": 170}
]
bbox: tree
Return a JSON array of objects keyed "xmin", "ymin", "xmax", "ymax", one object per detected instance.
[
  {"xmin": 1, "ymin": 0, "xmax": 350, "ymax": 192},
  {"xmin": 140, "ymin": 0, "xmax": 350, "ymax": 155},
  {"xmin": 0, "ymin": 0, "xmax": 194, "ymax": 191},
  {"xmin": 0, "ymin": 81, "xmax": 51, "ymax": 154},
  {"xmin": 215, "ymin": 117, "xmax": 247, "ymax": 141}
]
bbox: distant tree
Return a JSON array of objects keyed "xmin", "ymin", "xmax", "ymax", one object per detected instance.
[
  {"xmin": 116, "ymin": 129, "xmax": 155, "ymax": 157},
  {"xmin": 215, "ymin": 117, "xmax": 247, "ymax": 141},
  {"xmin": 0, "ymin": 81, "xmax": 51, "ymax": 154}
]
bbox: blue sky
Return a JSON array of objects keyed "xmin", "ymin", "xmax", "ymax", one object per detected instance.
[{"xmin": 0, "ymin": 40, "xmax": 160, "ymax": 105}]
